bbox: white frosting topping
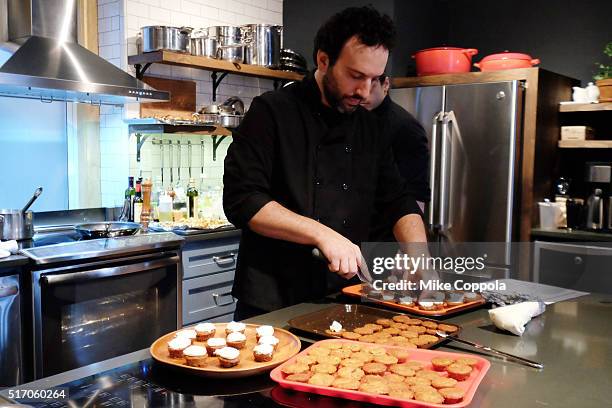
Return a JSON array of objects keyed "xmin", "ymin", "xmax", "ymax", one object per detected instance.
[
  {"xmin": 399, "ymin": 296, "xmax": 415, "ymax": 304},
  {"xmin": 256, "ymin": 325, "xmax": 275, "ymax": 337},
  {"xmin": 175, "ymin": 329, "xmax": 197, "ymax": 339},
  {"xmin": 258, "ymin": 335, "xmax": 279, "ymax": 346},
  {"xmin": 227, "ymin": 332, "xmax": 246, "ymax": 342},
  {"xmin": 195, "ymin": 323, "xmax": 216, "ymax": 333},
  {"xmin": 329, "ymin": 320, "xmax": 343, "ymax": 333},
  {"xmin": 183, "ymin": 345, "xmax": 207, "ymax": 357},
  {"xmin": 419, "ymin": 301, "xmax": 434, "ymax": 307},
  {"xmin": 215, "ymin": 346, "xmax": 240, "ymax": 360},
  {"xmin": 167, "ymin": 337, "xmax": 191, "ymax": 350},
  {"xmin": 464, "ymin": 292, "xmax": 478, "ymax": 299},
  {"xmin": 207, "ymin": 338, "xmax": 227, "ymax": 347},
  {"xmin": 226, "ymin": 321, "xmax": 246, "ymax": 332},
  {"xmin": 253, "ymin": 344, "xmax": 274, "ymax": 355}
]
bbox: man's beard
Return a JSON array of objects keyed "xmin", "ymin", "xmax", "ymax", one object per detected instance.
[{"xmin": 322, "ymin": 67, "xmax": 362, "ymax": 113}]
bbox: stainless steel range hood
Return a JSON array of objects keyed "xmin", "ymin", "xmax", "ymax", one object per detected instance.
[{"xmin": 0, "ymin": 0, "xmax": 169, "ymax": 105}]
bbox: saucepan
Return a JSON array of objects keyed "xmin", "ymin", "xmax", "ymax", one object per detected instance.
[
  {"xmin": 474, "ymin": 51, "xmax": 540, "ymax": 71},
  {"xmin": 0, "ymin": 187, "xmax": 42, "ymax": 241},
  {"xmin": 412, "ymin": 47, "xmax": 478, "ymax": 76},
  {"xmin": 74, "ymin": 222, "xmax": 141, "ymax": 240}
]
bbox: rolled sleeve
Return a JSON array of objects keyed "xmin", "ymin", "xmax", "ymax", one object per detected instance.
[{"xmin": 223, "ymin": 97, "xmax": 276, "ymax": 228}]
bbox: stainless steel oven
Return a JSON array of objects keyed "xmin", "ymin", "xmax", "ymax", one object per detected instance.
[
  {"xmin": 23, "ymin": 233, "xmax": 182, "ymax": 379},
  {"xmin": 0, "ymin": 273, "xmax": 22, "ymax": 386}
]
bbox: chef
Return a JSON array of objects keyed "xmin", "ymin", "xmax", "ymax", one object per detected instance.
[
  {"xmin": 362, "ymin": 74, "xmax": 430, "ymax": 242},
  {"xmin": 223, "ymin": 6, "xmax": 428, "ymax": 320}
]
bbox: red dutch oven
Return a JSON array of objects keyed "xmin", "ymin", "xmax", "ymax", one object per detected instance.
[
  {"xmin": 474, "ymin": 51, "xmax": 540, "ymax": 71},
  {"xmin": 412, "ymin": 47, "xmax": 478, "ymax": 76}
]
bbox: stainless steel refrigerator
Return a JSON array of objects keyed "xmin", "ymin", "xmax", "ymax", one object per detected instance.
[{"xmin": 390, "ymin": 81, "xmax": 523, "ymax": 279}]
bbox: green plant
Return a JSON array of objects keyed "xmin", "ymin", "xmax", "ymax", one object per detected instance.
[{"xmin": 594, "ymin": 42, "xmax": 612, "ymax": 81}]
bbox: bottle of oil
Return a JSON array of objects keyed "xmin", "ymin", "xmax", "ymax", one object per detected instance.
[
  {"xmin": 133, "ymin": 179, "xmax": 143, "ymax": 223},
  {"xmin": 186, "ymin": 178, "xmax": 199, "ymax": 219},
  {"xmin": 124, "ymin": 176, "xmax": 136, "ymax": 222}
]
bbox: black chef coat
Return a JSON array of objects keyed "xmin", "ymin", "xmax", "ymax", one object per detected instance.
[
  {"xmin": 223, "ymin": 74, "xmax": 421, "ymax": 311},
  {"xmin": 369, "ymin": 95, "xmax": 430, "ymax": 242}
]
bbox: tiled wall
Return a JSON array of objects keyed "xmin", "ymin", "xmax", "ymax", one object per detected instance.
[{"xmin": 97, "ymin": 0, "xmax": 283, "ymax": 206}]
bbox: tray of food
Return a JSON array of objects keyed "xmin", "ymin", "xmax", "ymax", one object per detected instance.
[
  {"xmin": 149, "ymin": 219, "xmax": 234, "ymax": 235},
  {"xmin": 341, "ymin": 284, "xmax": 486, "ymax": 317},
  {"xmin": 150, "ymin": 322, "xmax": 301, "ymax": 378},
  {"xmin": 270, "ymin": 339, "xmax": 490, "ymax": 407},
  {"xmin": 287, "ymin": 304, "xmax": 460, "ymax": 349}
]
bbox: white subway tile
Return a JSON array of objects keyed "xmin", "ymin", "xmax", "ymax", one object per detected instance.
[
  {"xmin": 126, "ymin": 1, "xmax": 148, "ymax": 17},
  {"xmin": 181, "ymin": 0, "xmax": 202, "ymax": 16},
  {"xmin": 101, "ymin": 1, "xmax": 121, "ymax": 18},
  {"xmin": 170, "ymin": 10, "xmax": 192, "ymax": 26},
  {"xmin": 200, "ymin": 5, "xmax": 219, "ymax": 19},
  {"xmin": 98, "ymin": 17, "xmax": 112, "ymax": 33},
  {"xmin": 140, "ymin": 0, "xmax": 161, "ymax": 6},
  {"xmin": 149, "ymin": 6, "xmax": 173, "ymax": 24},
  {"xmin": 266, "ymin": 0, "xmax": 282, "ymax": 13}
]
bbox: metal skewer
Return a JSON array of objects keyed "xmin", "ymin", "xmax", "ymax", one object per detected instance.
[{"xmin": 436, "ymin": 331, "xmax": 544, "ymax": 369}]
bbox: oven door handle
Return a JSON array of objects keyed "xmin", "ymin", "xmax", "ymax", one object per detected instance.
[{"xmin": 41, "ymin": 256, "xmax": 179, "ymax": 285}]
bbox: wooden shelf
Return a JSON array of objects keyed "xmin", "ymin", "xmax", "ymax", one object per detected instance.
[
  {"xmin": 558, "ymin": 140, "xmax": 612, "ymax": 148},
  {"xmin": 559, "ymin": 102, "xmax": 612, "ymax": 112},
  {"xmin": 128, "ymin": 51, "xmax": 304, "ymax": 81}
]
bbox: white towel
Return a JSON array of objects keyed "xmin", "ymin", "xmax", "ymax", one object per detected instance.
[
  {"xmin": 488, "ymin": 302, "xmax": 546, "ymax": 336},
  {"xmin": 0, "ymin": 240, "xmax": 18, "ymax": 254}
]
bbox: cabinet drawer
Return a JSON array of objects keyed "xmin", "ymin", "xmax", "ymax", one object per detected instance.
[
  {"xmin": 533, "ymin": 241, "xmax": 612, "ymax": 294},
  {"xmin": 182, "ymin": 238, "xmax": 239, "ymax": 279},
  {"xmin": 182, "ymin": 270, "xmax": 236, "ymax": 325}
]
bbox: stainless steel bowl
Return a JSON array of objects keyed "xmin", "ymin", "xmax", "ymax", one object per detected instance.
[{"xmin": 218, "ymin": 114, "xmax": 242, "ymax": 128}]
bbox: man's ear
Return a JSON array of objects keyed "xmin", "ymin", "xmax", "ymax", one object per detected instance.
[
  {"xmin": 383, "ymin": 77, "xmax": 391, "ymax": 94},
  {"xmin": 316, "ymin": 50, "xmax": 330, "ymax": 73}
]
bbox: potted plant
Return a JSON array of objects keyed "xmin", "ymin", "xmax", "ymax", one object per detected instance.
[{"xmin": 594, "ymin": 42, "xmax": 612, "ymax": 102}]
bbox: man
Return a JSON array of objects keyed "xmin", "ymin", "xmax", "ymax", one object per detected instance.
[
  {"xmin": 362, "ymin": 75, "xmax": 430, "ymax": 242},
  {"xmin": 223, "ymin": 6, "xmax": 428, "ymax": 320}
]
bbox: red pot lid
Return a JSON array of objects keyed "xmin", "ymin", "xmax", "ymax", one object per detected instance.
[
  {"xmin": 481, "ymin": 51, "xmax": 534, "ymax": 62},
  {"xmin": 416, "ymin": 46, "xmax": 467, "ymax": 53}
]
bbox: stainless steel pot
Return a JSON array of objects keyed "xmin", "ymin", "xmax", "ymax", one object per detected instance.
[
  {"xmin": 217, "ymin": 45, "xmax": 244, "ymax": 63},
  {"xmin": 141, "ymin": 26, "xmax": 192, "ymax": 53},
  {"xmin": 218, "ymin": 114, "xmax": 242, "ymax": 128},
  {"xmin": 190, "ymin": 29, "xmax": 218, "ymax": 58},
  {"xmin": 208, "ymin": 26, "xmax": 242, "ymax": 45},
  {"xmin": 242, "ymin": 24, "xmax": 282, "ymax": 68},
  {"xmin": 0, "ymin": 210, "xmax": 34, "ymax": 241}
]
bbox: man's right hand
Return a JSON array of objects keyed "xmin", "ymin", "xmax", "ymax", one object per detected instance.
[{"xmin": 315, "ymin": 229, "xmax": 362, "ymax": 280}]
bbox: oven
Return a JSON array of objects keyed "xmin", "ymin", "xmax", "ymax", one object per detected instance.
[
  {"xmin": 26, "ymin": 234, "xmax": 182, "ymax": 379},
  {"xmin": 0, "ymin": 272, "xmax": 22, "ymax": 386}
]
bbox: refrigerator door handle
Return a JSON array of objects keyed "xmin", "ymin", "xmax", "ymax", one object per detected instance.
[
  {"xmin": 438, "ymin": 112, "xmax": 452, "ymax": 232},
  {"xmin": 429, "ymin": 111, "xmax": 444, "ymax": 228}
]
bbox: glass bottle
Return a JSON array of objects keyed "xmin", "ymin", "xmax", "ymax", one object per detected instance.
[
  {"xmin": 186, "ymin": 178, "xmax": 199, "ymax": 219},
  {"xmin": 133, "ymin": 179, "xmax": 143, "ymax": 223},
  {"xmin": 124, "ymin": 176, "xmax": 136, "ymax": 222}
]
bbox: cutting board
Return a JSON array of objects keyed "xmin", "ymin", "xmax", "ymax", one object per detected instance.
[{"xmin": 139, "ymin": 76, "xmax": 196, "ymax": 120}]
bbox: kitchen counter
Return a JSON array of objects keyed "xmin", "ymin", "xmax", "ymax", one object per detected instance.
[
  {"xmin": 2, "ymin": 294, "xmax": 611, "ymax": 407},
  {"xmin": 0, "ymin": 254, "xmax": 29, "ymax": 269},
  {"xmin": 177, "ymin": 227, "xmax": 241, "ymax": 242},
  {"xmin": 531, "ymin": 227, "xmax": 612, "ymax": 242}
]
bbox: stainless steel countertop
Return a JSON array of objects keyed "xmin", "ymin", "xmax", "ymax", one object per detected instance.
[
  {"xmin": 0, "ymin": 254, "xmax": 29, "ymax": 269},
  {"xmin": 3, "ymin": 294, "xmax": 611, "ymax": 407}
]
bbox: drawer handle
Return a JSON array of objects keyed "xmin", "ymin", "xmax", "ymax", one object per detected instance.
[
  {"xmin": 213, "ymin": 292, "xmax": 235, "ymax": 307},
  {"xmin": 213, "ymin": 253, "xmax": 236, "ymax": 266},
  {"xmin": 574, "ymin": 256, "xmax": 583, "ymax": 265}
]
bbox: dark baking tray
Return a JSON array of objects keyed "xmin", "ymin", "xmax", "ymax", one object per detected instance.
[
  {"xmin": 287, "ymin": 304, "xmax": 461, "ymax": 349},
  {"xmin": 148, "ymin": 224, "xmax": 235, "ymax": 235}
]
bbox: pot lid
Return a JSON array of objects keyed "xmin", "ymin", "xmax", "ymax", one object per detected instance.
[
  {"xmin": 416, "ymin": 46, "xmax": 469, "ymax": 52},
  {"xmin": 481, "ymin": 51, "xmax": 534, "ymax": 62}
]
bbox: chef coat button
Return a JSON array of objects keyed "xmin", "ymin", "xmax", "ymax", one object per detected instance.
[
  {"xmin": 342, "ymin": 183, "xmax": 349, "ymax": 191},
  {"xmin": 315, "ymin": 179, "xmax": 322, "ymax": 186},
  {"xmin": 342, "ymin": 219, "xmax": 348, "ymax": 226},
  {"xmin": 345, "ymin": 145, "xmax": 352, "ymax": 153},
  {"xmin": 316, "ymin": 218, "xmax": 321, "ymax": 222}
]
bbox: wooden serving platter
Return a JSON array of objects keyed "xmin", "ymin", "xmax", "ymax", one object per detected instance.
[
  {"xmin": 342, "ymin": 284, "xmax": 486, "ymax": 317},
  {"xmin": 150, "ymin": 323, "xmax": 301, "ymax": 378}
]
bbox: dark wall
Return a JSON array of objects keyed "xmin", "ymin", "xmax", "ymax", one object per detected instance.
[
  {"xmin": 447, "ymin": 0, "xmax": 612, "ymax": 85},
  {"xmin": 282, "ymin": 0, "xmax": 395, "ymax": 71},
  {"xmin": 283, "ymin": 0, "xmax": 611, "ymax": 84}
]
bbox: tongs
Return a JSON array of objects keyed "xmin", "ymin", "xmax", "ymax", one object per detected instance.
[
  {"xmin": 311, "ymin": 248, "xmax": 373, "ymax": 283},
  {"xmin": 436, "ymin": 330, "xmax": 544, "ymax": 369}
]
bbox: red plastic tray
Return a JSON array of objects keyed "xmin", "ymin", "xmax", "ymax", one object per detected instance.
[{"xmin": 270, "ymin": 339, "xmax": 490, "ymax": 408}]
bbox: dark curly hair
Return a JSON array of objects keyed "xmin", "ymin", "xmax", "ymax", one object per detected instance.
[{"xmin": 313, "ymin": 6, "xmax": 396, "ymax": 66}]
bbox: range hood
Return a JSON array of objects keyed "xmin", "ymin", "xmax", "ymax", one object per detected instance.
[{"xmin": 0, "ymin": 0, "xmax": 169, "ymax": 105}]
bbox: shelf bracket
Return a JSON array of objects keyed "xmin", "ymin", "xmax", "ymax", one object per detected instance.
[
  {"xmin": 211, "ymin": 135, "xmax": 228, "ymax": 161},
  {"xmin": 211, "ymin": 71, "xmax": 229, "ymax": 102},
  {"xmin": 136, "ymin": 133, "xmax": 150, "ymax": 162},
  {"xmin": 135, "ymin": 63, "xmax": 152, "ymax": 79}
]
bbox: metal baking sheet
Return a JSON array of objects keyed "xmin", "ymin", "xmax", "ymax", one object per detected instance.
[{"xmin": 287, "ymin": 304, "xmax": 461, "ymax": 349}]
